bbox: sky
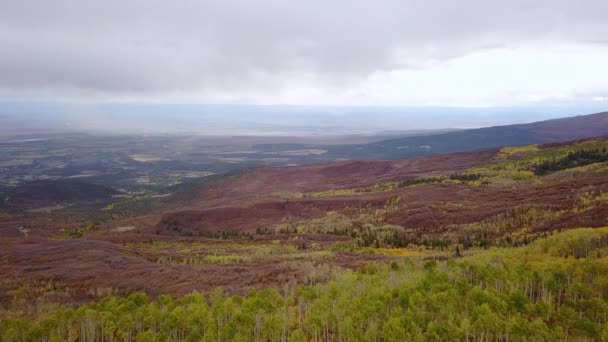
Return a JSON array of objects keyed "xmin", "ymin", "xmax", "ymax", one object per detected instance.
[{"xmin": 1, "ymin": 1, "xmax": 608, "ymax": 111}]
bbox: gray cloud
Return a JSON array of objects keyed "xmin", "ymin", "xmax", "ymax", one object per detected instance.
[{"xmin": 0, "ymin": 0, "xmax": 607, "ymax": 98}]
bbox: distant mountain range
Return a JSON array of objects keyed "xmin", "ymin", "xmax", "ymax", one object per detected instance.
[{"xmin": 301, "ymin": 111, "xmax": 608, "ymax": 160}]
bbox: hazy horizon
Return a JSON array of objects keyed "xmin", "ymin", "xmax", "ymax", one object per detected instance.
[{"xmin": 2, "ymin": 101, "xmax": 607, "ymax": 136}]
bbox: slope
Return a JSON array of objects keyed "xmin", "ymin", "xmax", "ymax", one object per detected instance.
[{"xmin": 318, "ymin": 111, "xmax": 608, "ymax": 160}]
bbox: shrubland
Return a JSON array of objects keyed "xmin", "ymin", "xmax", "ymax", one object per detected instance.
[
  {"xmin": 4, "ymin": 139, "xmax": 608, "ymax": 341},
  {"xmin": 3, "ymin": 228, "xmax": 608, "ymax": 341},
  {"xmin": 263, "ymin": 140, "xmax": 608, "ymax": 251}
]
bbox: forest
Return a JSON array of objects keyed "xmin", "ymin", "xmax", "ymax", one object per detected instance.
[
  {"xmin": 533, "ymin": 148, "xmax": 608, "ymax": 175},
  {"xmin": 3, "ymin": 227, "xmax": 608, "ymax": 341}
]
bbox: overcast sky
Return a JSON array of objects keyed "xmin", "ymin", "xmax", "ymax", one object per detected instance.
[{"xmin": 1, "ymin": 0, "xmax": 608, "ymax": 107}]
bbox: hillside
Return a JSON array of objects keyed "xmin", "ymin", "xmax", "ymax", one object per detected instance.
[
  {"xmin": 3, "ymin": 136, "xmax": 608, "ymax": 341},
  {"xmin": 291, "ymin": 111, "xmax": 608, "ymax": 160},
  {"xmin": 5, "ymin": 228, "xmax": 608, "ymax": 341},
  {"xmin": 151, "ymin": 137, "xmax": 608, "ymax": 245}
]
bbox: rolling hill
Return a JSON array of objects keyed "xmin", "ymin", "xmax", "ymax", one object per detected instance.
[
  {"xmin": 325, "ymin": 111, "xmax": 608, "ymax": 159},
  {"xmin": 150, "ymin": 137, "xmax": 608, "ymax": 241},
  {"xmin": 250, "ymin": 111, "xmax": 608, "ymax": 161},
  {"xmin": 4, "ymin": 136, "xmax": 608, "ymax": 341}
]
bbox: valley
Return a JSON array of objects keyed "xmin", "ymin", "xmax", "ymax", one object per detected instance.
[
  {"xmin": 2, "ymin": 124, "xmax": 608, "ymax": 340},
  {"xmin": 4, "ymin": 1, "xmax": 608, "ymax": 339},
  {"xmin": 2, "ymin": 113, "xmax": 608, "ymax": 341}
]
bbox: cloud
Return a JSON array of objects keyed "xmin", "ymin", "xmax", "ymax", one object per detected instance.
[{"xmin": 0, "ymin": 0, "xmax": 607, "ymax": 105}]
